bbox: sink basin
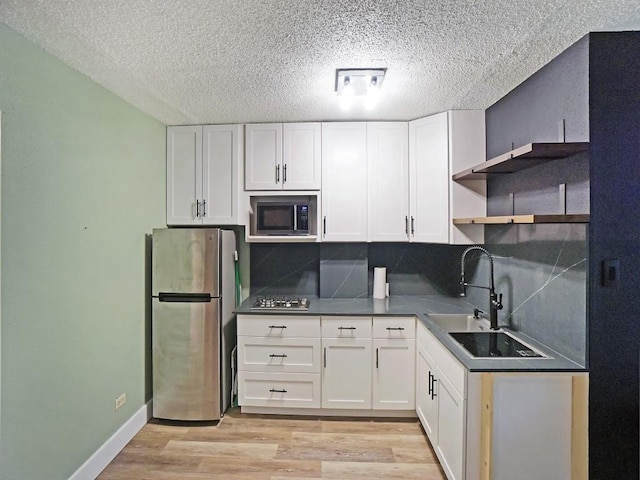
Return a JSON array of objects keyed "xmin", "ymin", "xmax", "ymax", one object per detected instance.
[
  {"xmin": 449, "ymin": 331, "xmax": 548, "ymax": 359},
  {"xmin": 427, "ymin": 313, "xmax": 491, "ymax": 332}
]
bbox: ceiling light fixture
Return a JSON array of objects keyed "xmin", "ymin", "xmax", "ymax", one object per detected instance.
[
  {"xmin": 335, "ymin": 68, "xmax": 386, "ymax": 97},
  {"xmin": 335, "ymin": 68, "xmax": 386, "ymax": 110}
]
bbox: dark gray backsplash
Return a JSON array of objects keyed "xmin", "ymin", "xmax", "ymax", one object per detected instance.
[
  {"xmin": 250, "ymin": 242, "xmax": 468, "ymax": 298},
  {"xmin": 367, "ymin": 243, "xmax": 468, "ymax": 297},
  {"xmin": 249, "ymin": 243, "xmax": 320, "ymax": 296},
  {"xmin": 319, "ymin": 243, "xmax": 368, "ymax": 298}
]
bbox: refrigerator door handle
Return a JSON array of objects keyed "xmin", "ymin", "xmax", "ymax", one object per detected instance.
[{"xmin": 158, "ymin": 292, "xmax": 212, "ymax": 302}]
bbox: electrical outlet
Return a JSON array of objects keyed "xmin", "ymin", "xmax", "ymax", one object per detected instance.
[{"xmin": 115, "ymin": 393, "xmax": 126, "ymax": 411}]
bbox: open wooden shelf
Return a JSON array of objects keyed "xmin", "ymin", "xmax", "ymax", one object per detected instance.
[
  {"xmin": 453, "ymin": 214, "xmax": 590, "ymax": 225},
  {"xmin": 452, "ymin": 142, "xmax": 589, "ymax": 181}
]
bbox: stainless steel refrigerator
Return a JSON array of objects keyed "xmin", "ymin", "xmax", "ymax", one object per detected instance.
[{"xmin": 151, "ymin": 228, "xmax": 237, "ymax": 421}]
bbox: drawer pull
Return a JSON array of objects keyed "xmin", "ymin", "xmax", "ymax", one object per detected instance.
[
  {"xmin": 269, "ymin": 354, "xmax": 287, "ymax": 358},
  {"xmin": 269, "ymin": 388, "xmax": 287, "ymax": 393},
  {"xmin": 386, "ymin": 327, "xmax": 405, "ymax": 331},
  {"xmin": 338, "ymin": 326, "xmax": 356, "ymax": 330},
  {"xmin": 376, "ymin": 348, "xmax": 379, "ymax": 368},
  {"xmin": 268, "ymin": 325, "xmax": 287, "ymax": 329}
]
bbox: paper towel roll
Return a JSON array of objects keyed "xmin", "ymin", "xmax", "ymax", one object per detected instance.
[{"xmin": 373, "ymin": 267, "xmax": 387, "ymax": 299}]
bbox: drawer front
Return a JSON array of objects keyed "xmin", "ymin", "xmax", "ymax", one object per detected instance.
[
  {"xmin": 417, "ymin": 322, "xmax": 466, "ymax": 398},
  {"xmin": 238, "ymin": 337, "xmax": 321, "ymax": 373},
  {"xmin": 373, "ymin": 317, "xmax": 416, "ymax": 339},
  {"xmin": 237, "ymin": 315, "xmax": 321, "ymax": 338},
  {"xmin": 238, "ymin": 371, "xmax": 320, "ymax": 408},
  {"xmin": 321, "ymin": 316, "xmax": 372, "ymax": 338}
]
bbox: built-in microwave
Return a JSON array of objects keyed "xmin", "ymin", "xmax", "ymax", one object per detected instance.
[{"xmin": 255, "ymin": 201, "xmax": 310, "ymax": 235}]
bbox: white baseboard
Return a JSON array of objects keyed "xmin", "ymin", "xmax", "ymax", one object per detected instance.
[{"xmin": 69, "ymin": 400, "xmax": 152, "ymax": 480}]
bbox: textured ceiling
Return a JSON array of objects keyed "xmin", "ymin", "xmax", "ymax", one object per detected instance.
[{"xmin": 1, "ymin": 0, "xmax": 640, "ymax": 125}]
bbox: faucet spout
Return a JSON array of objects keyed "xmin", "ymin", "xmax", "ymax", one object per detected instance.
[{"xmin": 460, "ymin": 246, "xmax": 503, "ymax": 330}]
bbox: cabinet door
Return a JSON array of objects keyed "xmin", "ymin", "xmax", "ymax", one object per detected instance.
[
  {"xmin": 409, "ymin": 113, "xmax": 449, "ymax": 243},
  {"xmin": 416, "ymin": 341, "xmax": 438, "ymax": 441},
  {"xmin": 283, "ymin": 123, "xmax": 321, "ymax": 190},
  {"xmin": 367, "ymin": 122, "xmax": 410, "ymax": 241},
  {"xmin": 166, "ymin": 126, "xmax": 202, "ymax": 225},
  {"xmin": 202, "ymin": 125, "xmax": 241, "ymax": 224},
  {"xmin": 435, "ymin": 370, "xmax": 466, "ymax": 480},
  {"xmin": 321, "ymin": 122, "xmax": 368, "ymax": 241},
  {"xmin": 372, "ymin": 339, "xmax": 415, "ymax": 410},
  {"xmin": 322, "ymin": 338, "xmax": 371, "ymax": 409},
  {"xmin": 245, "ymin": 123, "xmax": 282, "ymax": 190}
]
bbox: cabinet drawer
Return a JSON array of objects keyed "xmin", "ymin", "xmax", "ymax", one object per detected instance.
[
  {"xmin": 238, "ymin": 371, "xmax": 320, "ymax": 408},
  {"xmin": 237, "ymin": 315, "xmax": 320, "ymax": 337},
  {"xmin": 238, "ymin": 337, "xmax": 321, "ymax": 373},
  {"xmin": 321, "ymin": 316, "xmax": 372, "ymax": 338},
  {"xmin": 373, "ymin": 317, "xmax": 415, "ymax": 339},
  {"xmin": 417, "ymin": 322, "xmax": 466, "ymax": 398}
]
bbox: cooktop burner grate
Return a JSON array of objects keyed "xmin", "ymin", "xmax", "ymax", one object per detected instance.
[{"xmin": 251, "ymin": 296, "xmax": 310, "ymax": 311}]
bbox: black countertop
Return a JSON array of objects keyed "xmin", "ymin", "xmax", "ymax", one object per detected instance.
[{"xmin": 235, "ymin": 295, "xmax": 586, "ymax": 373}]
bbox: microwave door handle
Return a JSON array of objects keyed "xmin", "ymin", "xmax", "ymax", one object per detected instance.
[{"xmin": 293, "ymin": 205, "xmax": 297, "ymax": 231}]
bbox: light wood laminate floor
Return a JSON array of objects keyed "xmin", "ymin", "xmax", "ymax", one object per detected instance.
[{"xmin": 98, "ymin": 408, "xmax": 446, "ymax": 480}]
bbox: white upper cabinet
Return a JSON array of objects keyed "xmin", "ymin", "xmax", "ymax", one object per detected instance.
[
  {"xmin": 321, "ymin": 122, "xmax": 368, "ymax": 241},
  {"xmin": 167, "ymin": 126, "xmax": 202, "ymax": 225},
  {"xmin": 166, "ymin": 125, "xmax": 242, "ymax": 226},
  {"xmin": 283, "ymin": 123, "xmax": 322, "ymax": 190},
  {"xmin": 409, "ymin": 111, "xmax": 486, "ymax": 244},
  {"xmin": 409, "ymin": 113, "xmax": 450, "ymax": 243},
  {"xmin": 245, "ymin": 123, "xmax": 321, "ymax": 191},
  {"xmin": 367, "ymin": 122, "xmax": 410, "ymax": 242},
  {"xmin": 447, "ymin": 110, "xmax": 486, "ymax": 245},
  {"xmin": 202, "ymin": 125, "xmax": 243, "ymax": 224},
  {"xmin": 245, "ymin": 123, "xmax": 282, "ymax": 190}
]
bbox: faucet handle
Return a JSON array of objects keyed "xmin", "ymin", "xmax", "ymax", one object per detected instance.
[
  {"xmin": 473, "ymin": 308, "xmax": 484, "ymax": 319},
  {"xmin": 495, "ymin": 293, "xmax": 504, "ymax": 310}
]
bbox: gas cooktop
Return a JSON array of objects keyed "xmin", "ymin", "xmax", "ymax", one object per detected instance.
[{"xmin": 251, "ymin": 296, "xmax": 310, "ymax": 311}]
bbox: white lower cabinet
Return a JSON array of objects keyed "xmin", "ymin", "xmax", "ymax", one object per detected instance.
[
  {"xmin": 372, "ymin": 317, "xmax": 416, "ymax": 410},
  {"xmin": 237, "ymin": 315, "xmax": 321, "ymax": 408},
  {"xmin": 238, "ymin": 372, "xmax": 321, "ymax": 408},
  {"xmin": 238, "ymin": 315, "xmax": 415, "ymax": 414},
  {"xmin": 321, "ymin": 316, "xmax": 372, "ymax": 409},
  {"xmin": 416, "ymin": 321, "xmax": 466, "ymax": 480},
  {"xmin": 322, "ymin": 337, "xmax": 372, "ymax": 409},
  {"xmin": 416, "ymin": 322, "xmax": 588, "ymax": 480}
]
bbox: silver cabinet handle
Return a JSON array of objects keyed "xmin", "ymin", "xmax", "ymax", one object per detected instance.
[
  {"xmin": 376, "ymin": 348, "xmax": 379, "ymax": 369},
  {"xmin": 283, "ymin": 164, "xmax": 287, "ymax": 183},
  {"xmin": 431, "ymin": 378, "xmax": 437, "ymax": 399},
  {"xmin": 202, "ymin": 199, "xmax": 206, "ymax": 217},
  {"xmin": 411, "ymin": 216, "xmax": 415, "ymax": 235},
  {"xmin": 386, "ymin": 327, "xmax": 405, "ymax": 331},
  {"xmin": 323, "ymin": 216, "xmax": 327, "ymax": 236},
  {"xmin": 323, "ymin": 347, "xmax": 327, "ymax": 368},
  {"xmin": 338, "ymin": 326, "xmax": 356, "ymax": 330},
  {"xmin": 405, "ymin": 216, "xmax": 409, "ymax": 235},
  {"xmin": 269, "ymin": 388, "xmax": 287, "ymax": 393},
  {"xmin": 276, "ymin": 164, "xmax": 280, "ymax": 183},
  {"xmin": 269, "ymin": 354, "xmax": 287, "ymax": 358},
  {"xmin": 428, "ymin": 371, "xmax": 433, "ymax": 396},
  {"xmin": 196, "ymin": 200, "xmax": 201, "ymax": 217},
  {"xmin": 268, "ymin": 325, "xmax": 287, "ymax": 329}
]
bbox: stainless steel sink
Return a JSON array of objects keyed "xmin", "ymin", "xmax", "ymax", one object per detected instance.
[
  {"xmin": 449, "ymin": 331, "xmax": 548, "ymax": 359},
  {"xmin": 426, "ymin": 313, "xmax": 548, "ymax": 359},
  {"xmin": 426, "ymin": 313, "xmax": 491, "ymax": 332}
]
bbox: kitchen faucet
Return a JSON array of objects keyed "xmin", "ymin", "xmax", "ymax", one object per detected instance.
[{"xmin": 459, "ymin": 246, "xmax": 503, "ymax": 330}]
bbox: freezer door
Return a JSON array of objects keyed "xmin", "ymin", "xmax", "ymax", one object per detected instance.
[
  {"xmin": 152, "ymin": 228, "xmax": 220, "ymax": 296},
  {"xmin": 152, "ymin": 298, "xmax": 221, "ymax": 420}
]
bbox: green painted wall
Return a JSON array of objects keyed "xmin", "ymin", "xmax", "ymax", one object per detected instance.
[{"xmin": 0, "ymin": 24, "xmax": 166, "ymax": 479}]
